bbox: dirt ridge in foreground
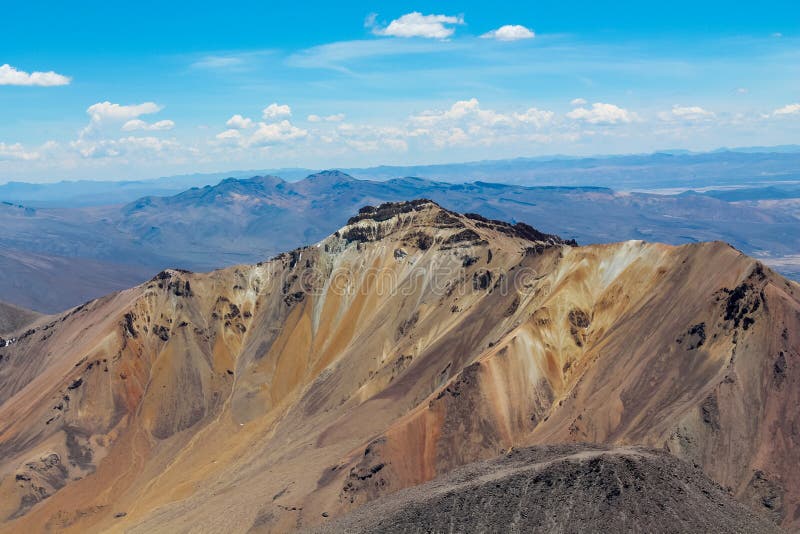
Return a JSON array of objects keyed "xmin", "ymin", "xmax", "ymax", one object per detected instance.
[{"xmin": 307, "ymin": 444, "xmax": 783, "ymax": 534}]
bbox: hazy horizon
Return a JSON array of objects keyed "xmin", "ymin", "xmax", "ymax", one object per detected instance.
[{"xmin": 2, "ymin": 142, "xmax": 800, "ymax": 185}]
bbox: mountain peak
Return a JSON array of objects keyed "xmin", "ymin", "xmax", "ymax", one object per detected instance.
[
  {"xmin": 345, "ymin": 199, "xmax": 441, "ymax": 225},
  {"xmin": 340, "ymin": 199, "xmax": 575, "ymax": 248},
  {"xmin": 303, "ymin": 169, "xmax": 356, "ymax": 183}
]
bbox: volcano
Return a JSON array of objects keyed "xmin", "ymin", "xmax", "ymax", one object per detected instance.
[{"xmin": 0, "ymin": 200, "xmax": 797, "ymax": 532}]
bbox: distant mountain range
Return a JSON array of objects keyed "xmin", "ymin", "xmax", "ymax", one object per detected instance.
[
  {"xmin": 1, "ymin": 170, "xmax": 799, "ymax": 312},
  {"xmin": 3, "ymin": 148, "xmax": 800, "ymax": 207}
]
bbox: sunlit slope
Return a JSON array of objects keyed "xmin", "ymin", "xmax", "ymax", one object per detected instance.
[{"xmin": 0, "ymin": 200, "xmax": 796, "ymax": 532}]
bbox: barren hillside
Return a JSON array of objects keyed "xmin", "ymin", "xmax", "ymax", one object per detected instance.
[{"xmin": 0, "ymin": 200, "xmax": 797, "ymax": 532}]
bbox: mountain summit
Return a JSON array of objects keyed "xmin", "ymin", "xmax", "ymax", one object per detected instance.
[{"xmin": 0, "ymin": 201, "xmax": 797, "ymax": 532}]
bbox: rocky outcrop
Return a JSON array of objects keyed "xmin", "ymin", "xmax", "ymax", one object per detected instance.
[{"xmin": 307, "ymin": 445, "xmax": 782, "ymax": 534}]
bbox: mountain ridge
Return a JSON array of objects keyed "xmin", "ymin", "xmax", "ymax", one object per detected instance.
[
  {"xmin": 0, "ymin": 200, "xmax": 797, "ymax": 532},
  {"xmin": 308, "ymin": 444, "xmax": 783, "ymax": 534},
  {"xmin": 3, "ymin": 170, "xmax": 800, "ymax": 313}
]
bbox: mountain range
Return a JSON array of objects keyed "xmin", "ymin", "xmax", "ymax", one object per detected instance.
[
  {"xmin": 1, "ymin": 170, "xmax": 799, "ymax": 313},
  {"xmin": 0, "ymin": 200, "xmax": 797, "ymax": 532},
  {"xmin": 4, "ymin": 149, "xmax": 800, "ymax": 208}
]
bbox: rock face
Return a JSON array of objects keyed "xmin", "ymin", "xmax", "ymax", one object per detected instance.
[
  {"xmin": 0, "ymin": 199, "xmax": 798, "ymax": 533},
  {"xmin": 307, "ymin": 444, "xmax": 783, "ymax": 534}
]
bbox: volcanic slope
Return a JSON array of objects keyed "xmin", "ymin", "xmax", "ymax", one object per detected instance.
[
  {"xmin": 308, "ymin": 444, "xmax": 782, "ymax": 534},
  {"xmin": 0, "ymin": 200, "xmax": 797, "ymax": 533}
]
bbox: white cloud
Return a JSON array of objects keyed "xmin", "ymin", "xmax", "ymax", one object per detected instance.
[
  {"xmin": 226, "ymin": 114, "xmax": 254, "ymax": 129},
  {"xmin": 736, "ymin": 88, "xmax": 749, "ymax": 95},
  {"xmin": 412, "ymin": 98, "xmax": 481, "ymax": 123},
  {"xmin": 364, "ymin": 13, "xmax": 378, "ymax": 28},
  {"xmin": 87, "ymin": 101, "xmax": 162, "ymax": 123},
  {"xmin": 407, "ymin": 98, "xmax": 556, "ymax": 148},
  {"xmin": 262, "ymin": 103, "xmax": 292, "ymax": 119},
  {"xmin": 570, "ymin": 98, "xmax": 587, "ymax": 106},
  {"xmin": 371, "ymin": 12, "xmax": 465, "ymax": 39},
  {"xmin": 481, "ymin": 25, "xmax": 535, "ymax": 41},
  {"xmin": 81, "ymin": 101, "xmax": 165, "ymax": 139},
  {"xmin": 412, "ymin": 98, "xmax": 518, "ymax": 127},
  {"xmin": 122, "ymin": 119, "xmax": 175, "ymax": 132},
  {"xmin": 0, "ymin": 64, "xmax": 71, "ymax": 86},
  {"xmin": 215, "ymin": 120, "xmax": 307, "ymax": 148},
  {"xmin": 71, "ymin": 136, "xmax": 183, "ymax": 159},
  {"xmin": 191, "ymin": 55, "xmax": 245, "ymax": 70},
  {"xmin": 566, "ymin": 102, "xmax": 636, "ymax": 124},
  {"xmin": 436, "ymin": 127, "xmax": 469, "ymax": 147},
  {"xmin": 413, "ymin": 98, "xmax": 555, "ymax": 129},
  {"xmin": 0, "ymin": 142, "xmax": 39, "ymax": 161},
  {"xmin": 249, "ymin": 120, "xmax": 307, "ymax": 146},
  {"xmin": 308, "ymin": 113, "xmax": 346, "ymax": 123},
  {"xmin": 774, "ymin": 103, "xmax": 800, "ymax": 116},
  {"xmin": 658, "ymin": 105, "xmax": 715, "ymax": 122},
  {"xmin": 331, "ymin": 123, "xmax": 409, "ymax": 152},
  {"xmin": 216, "ymin": 129, "xmax": 242, "ymax": 141},
  {"xmin": 513, "ymin": 108, "xmax": 555, "ymax": 128}
]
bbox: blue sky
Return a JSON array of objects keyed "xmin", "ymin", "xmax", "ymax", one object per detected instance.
[{"xmin": 1, "ymin": 0, "xmax": 799, "ymax": 182}]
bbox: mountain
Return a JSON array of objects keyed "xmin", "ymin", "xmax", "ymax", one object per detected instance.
[
  {"xmin": 310, "ymin": 444, "xmax": 782, "ymax": 534},
  {"xmin": 114, "ymin": 171, "xmax": 800, "ymax": 279},
  {"xmin": 0, "ymin": 200, "xmax": 797, "ymax": 532},
  {"xmin": 0, "ymin": 300, "xmax": 40, "ymax": 336},
  {"xmin": 4, "ymin": 148, "xmax": 800, "ymax": 209},
  {"xmin": 0, "ymin": 171, "xmax": 303, "ymax": 208}
]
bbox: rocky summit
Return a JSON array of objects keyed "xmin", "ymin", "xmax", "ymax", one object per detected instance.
[{"xmin": 0, "ymin": 200, "xmax": 798, "ymax": 533}]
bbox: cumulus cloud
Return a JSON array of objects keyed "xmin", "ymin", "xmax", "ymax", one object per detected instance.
[
  {"xmin": 0, "ymin": 64, "xmax": 71, "ymax": 86},
  {"xmin": 87, "ymin": 101, "xmax": 162, "ymax": 122},
  {"xmin": 774, "ymin": 103, "xmax": 800, "ymax": 116},
  {"xmin": 249, "ymin": 120, "xmax": 307, "ymax": 146},
  {"xmin": 513, "ymin": 108, "xmax": 555, "ymax": 128},
  {"xmin": 216, "ymin": 129, "xmax": 242, "ymax": 141},
  {"xmin": 330, "ymin": 123, "xmax": 409, "ymax": 152},
  {"xmin": 262, "ymin": 103, "xmax": 292, "ymax": 119},
  {"xmin": 122, "ymin": 119, "xmax": 175, "ymax": 132},
  {"xmin": 216, "ymin": 119, "xmax": 308, "ymax": 148},
  {"xmin": 412, "ymin": 98, "xmax": 553, "ymax": 131},
  {"xmin": 570, "ymin": 98, "xmax": 587, "ymax": 106},
  {"xmin": 71, "ymin": 136, "xmax": 183, "ymax": 159},
  {"xmin": 67, "ymin": 102, "xmax": 183, "ymax": 159},
  {"xmin": 412, "ymin": 98, "xmax": 506, "ymax": 126},
  {"xmin": 658, "ymin": 105, "xmax": 715, "ymax": 122},
  {"xmin": 481, "ymin": 25, "xmax": 535, "ymax": 41},
  {"xmin": 412, "ymin": 98, "xmax": 480, "ymax": 124},
  {"xmin": 308, "ymin": 113, "xmax": 346, "ymax": 123},
  {"xmin": 226, "ymin": 114, "xmax": 254, "ymax": 129},
  {"xmin": 406, "ymin": 98, "xmax": 557, "ymax": 148},
  {"xmin": 371, "ymin": 12, "xmax": 465, "ymax": 39},
  {"xmin": 80, "ymin": 101, "xmax": 168, "ymax": 139},
  {"xmin": 566, "ymin": 102, "xmax": 636, "ymax": 124},
  {"xmin": 0, "ymin": 142, "xmax": 39, "ymax": 161}
]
